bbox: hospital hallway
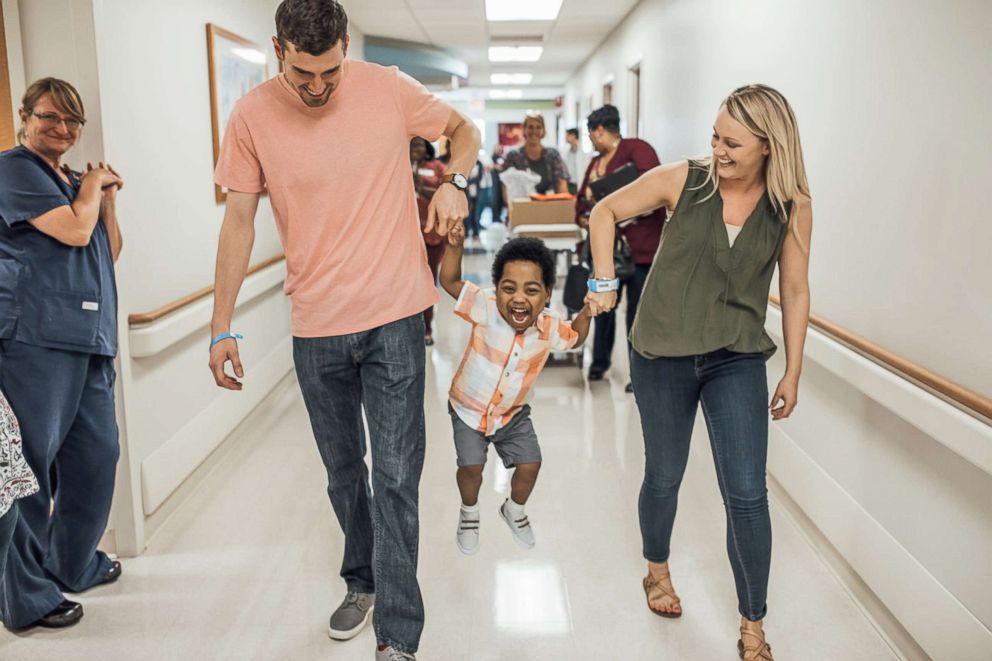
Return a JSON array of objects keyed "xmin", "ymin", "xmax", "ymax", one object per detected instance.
[
  {"xmin": 0, "ymin": 249, "xmax": 902, "ymax": 660},
  {"xmin": 1, "ymin": 0, "xmax": 991, "ymax": 659}
]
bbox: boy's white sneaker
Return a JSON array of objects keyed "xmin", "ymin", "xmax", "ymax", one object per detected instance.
[
  {"xmin": 499, "ymin": 499, "xmax": 535, "ymax": 549},
  {"xmin": 456, "ymin": 504, "xmax": 480, "ymax": 555}
]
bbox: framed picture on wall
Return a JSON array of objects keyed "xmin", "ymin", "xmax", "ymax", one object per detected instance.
[
  {"xmin": 498, "ymin": 123, "xmax": 523, "ymax": 148},
  {"xmin": 206, "ymin": 23, "xmax": 269, "ymax": 203},
  {"xmin": 0, "ymin": 2, "xmax": 16, "ymax": 150}
]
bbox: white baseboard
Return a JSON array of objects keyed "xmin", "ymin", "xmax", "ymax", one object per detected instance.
[
  {"xmin": 139, "ymin": 335, "xmax": 294, "ymax": 516},
  {"xmin": 768, "ymin": 424, "xmax": 992, "ymax": 660}
]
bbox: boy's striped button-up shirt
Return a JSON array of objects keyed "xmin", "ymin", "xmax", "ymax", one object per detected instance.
[{"xmin": 449, "ymin": 282, "xmax": 578, "ymax": 434}]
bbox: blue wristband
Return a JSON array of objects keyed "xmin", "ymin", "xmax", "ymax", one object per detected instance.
[
  {"xmin": 210, "ymin": 332, "xmax": 243, "ymax": 349},
  {"xmin": 587, "ymin": 278, "xmax": 620, "ymax": 293}
]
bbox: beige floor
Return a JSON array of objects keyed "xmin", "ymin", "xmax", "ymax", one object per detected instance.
[{"xmin": 0, "ymin": 250, "xmax": 899, "ymax": 660}]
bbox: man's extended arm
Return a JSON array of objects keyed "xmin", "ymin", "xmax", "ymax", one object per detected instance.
[
  {"xmin": 424, "ymin": 108, "xmax": 481, "ymax": 235},
  {"xmin": 208, "ymin": 191, "xmax": 260, "ymax": 390}
]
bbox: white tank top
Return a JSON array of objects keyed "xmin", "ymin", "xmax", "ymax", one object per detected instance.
[{"xmin": 725, "ymin": 223, "xmax": 743, "ymax": 247}]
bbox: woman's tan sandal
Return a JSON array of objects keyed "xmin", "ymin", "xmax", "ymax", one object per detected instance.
[
  {"xmin": 642, "ymin": 573, "xmax": 682, "ymax": 618},
  {"xmin": 737, "ymin": 627, "xmax": 774, "ymax": 660}
]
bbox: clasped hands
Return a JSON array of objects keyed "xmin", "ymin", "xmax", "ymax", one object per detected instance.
[{"xmin": 584, "ymin": 291, "xmax": 617, "ymax": 317}]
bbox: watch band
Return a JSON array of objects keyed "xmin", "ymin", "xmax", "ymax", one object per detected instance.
[
  {"xmin": 440, "ymin": 173, "xmax": 468, "ymax": 191},
  {"xmin": 587, "ymin": 278, "xmax": 620, "ymax": 293}
]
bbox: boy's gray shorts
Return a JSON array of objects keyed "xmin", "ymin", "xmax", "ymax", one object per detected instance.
[{"xmin": 448, "ymin": 402, "xmax": 542, "ymax": 468}]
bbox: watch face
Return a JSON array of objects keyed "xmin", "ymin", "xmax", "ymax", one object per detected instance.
[{"xmin": 452, "ymin": 173, "xmax": 468, "ymax": 189}]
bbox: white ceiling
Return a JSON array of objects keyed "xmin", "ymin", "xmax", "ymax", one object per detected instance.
[{"xmin": 343, "ymin": 0, "xmax": 642, "ymax": 90}]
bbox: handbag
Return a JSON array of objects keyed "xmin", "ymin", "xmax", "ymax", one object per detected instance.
[
  {"xmin": 582, "ymin": 236, "xmax": 635, "ymax": 281},
  {"xmin": 562, "ymin": 261, "xmax": 589, "ymax": 312},
  {"xmin": 563, "ymin": 236, "xmax": 635, "ymax": 312}
]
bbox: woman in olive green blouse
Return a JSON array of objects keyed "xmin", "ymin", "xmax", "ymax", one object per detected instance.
[{"xmin": 585, "ymin": 84, "xmax": 812, "ymax": 661}]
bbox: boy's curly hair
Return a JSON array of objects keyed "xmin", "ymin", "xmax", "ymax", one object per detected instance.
[{"xmin": 491, "ymin": 238, "xmax": 556, "ymax": 289}]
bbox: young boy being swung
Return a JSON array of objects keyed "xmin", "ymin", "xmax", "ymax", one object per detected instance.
[{"xmin": 440, "ymin": 221, "xmax": 591, "ymax": 553}]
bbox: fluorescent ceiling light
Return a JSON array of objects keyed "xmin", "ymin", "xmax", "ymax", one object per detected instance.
[
  {"xmin": 486, "ymin": 0, "xmax": 563, "ymax": 22},
  {"xmin": 490, "ymin": 73, "xmax": 533, "ymax": 85},
  {"xmin": 488, "ymin": 47, "xmax": 543, "ymax": 63},
  {"xmin": 489, "ymin": 89, "xmax": 524, "ymax": 100},
  {"xmin": 231, "ymin": 47, "xmax": 266, "ymax": 65}
]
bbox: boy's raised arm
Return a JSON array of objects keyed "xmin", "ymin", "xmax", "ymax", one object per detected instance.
[
  {"xmin": 570, "ymin": 304, "xmax": 592, "ymax": 347},
  {"xmin": 440, "ymin": 219, "xmax": 466, "ymax": 300}
]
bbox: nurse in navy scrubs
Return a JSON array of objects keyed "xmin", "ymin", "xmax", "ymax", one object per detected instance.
[{"xmin": 0, "ymin": 78, "xmax": 124, "ymax": 629}]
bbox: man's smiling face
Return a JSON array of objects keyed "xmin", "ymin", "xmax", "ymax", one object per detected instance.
[{"xmin": 274, "ymin": 36, "xmax": 349, "ymax": 107}]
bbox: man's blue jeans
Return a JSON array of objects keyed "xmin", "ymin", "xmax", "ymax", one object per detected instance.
[
  {"xmin": 631, "ymin": 348, "xmax": 772, "ymax": 621},
  {"xmin": 293, "ymin": 314, "xmax": 426, "ymax": 653}
]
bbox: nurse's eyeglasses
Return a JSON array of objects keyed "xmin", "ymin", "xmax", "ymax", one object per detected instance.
[{"xmin": 29, "ymin": 111, "xmax": 86, "ymax": 131}]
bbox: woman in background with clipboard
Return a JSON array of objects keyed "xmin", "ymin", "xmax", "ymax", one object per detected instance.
[{"xmin": 575, "ymin": 105, "xmax": 666, "ymax": 390}]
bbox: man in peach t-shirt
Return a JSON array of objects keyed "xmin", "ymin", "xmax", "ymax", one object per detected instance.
[{"xmin": 207, "ymin": 2, "xmax": 479, "ymax": 659}]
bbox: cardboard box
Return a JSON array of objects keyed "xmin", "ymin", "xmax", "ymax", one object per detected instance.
[{"xmin": 508, "ymin": 198, "xmax": 575, "ymax": 228}]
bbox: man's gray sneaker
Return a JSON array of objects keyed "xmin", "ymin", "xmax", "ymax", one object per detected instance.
[
  {"xmin": 327, "ymin": 591, "xmax": 374, "ymax": 640},
  {"xmin": 375, "ymin": 646, "xmax": 417, "ymax": 660}
]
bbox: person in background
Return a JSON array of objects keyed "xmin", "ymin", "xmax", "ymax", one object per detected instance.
[
  {"xmin": 563, "ymin": 127, "xmax": 583, "ymax": 194},
  {"xmin": 0, "ymin": 390, "xmax": 40, "ymax": 605},
  {"xmin": 500, "ymin": 114, "xmax": 570, "ymax": 200},
  {"xmin": 463, "ymin": 159, "xmax": 483, "ymax": 239},
  {"xmin": 585, "ymin": 84, "xmax": 813, "ymax": 661},
  {"xmin": 0, "ymin": 77, "xmax": 124, "ymax": 630},
  {"xmin": 468, "ymin": 154, "xmax": 494, "ymax": 235},
  {"xmin": 575, "ymin": 105, "xmax": 665, "ymax": 390},
  {"xmin": 489, "ymin": 145, "xmax": 507, "ymax": 224},
  {"xmin": 411, "ymin": 137, "xmax": 447, "ymax": 346}
]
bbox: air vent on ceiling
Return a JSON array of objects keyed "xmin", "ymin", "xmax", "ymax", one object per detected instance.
[{"xmin": 489, "ymin": 35, "xmax": 545, "ymax": 44}]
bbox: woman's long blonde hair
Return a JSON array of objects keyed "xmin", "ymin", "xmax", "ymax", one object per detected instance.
[{"xmin": 700, "ymin": 84, "xmax": 810, "ymax": 250}]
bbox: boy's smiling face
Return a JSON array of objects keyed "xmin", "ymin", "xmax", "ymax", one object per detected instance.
[{"xmin": 496, "ymin": 260, "xmax": 551, "ymax": 332}]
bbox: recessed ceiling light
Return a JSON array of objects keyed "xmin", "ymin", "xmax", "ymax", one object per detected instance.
[
  {"xmin": 489, "ymin": 89, "xmax": 525, "ymax": 100},
  {"xmin": 490, "ymin": 73, "xmax": 533, "ymax": 85},
  {"xmin": 486, "ymin": 0, "xmax": 563, "ymax": 22},
  {"xmin": 488, "ymin": 47, "xmax": 543, "ymax": 63}
]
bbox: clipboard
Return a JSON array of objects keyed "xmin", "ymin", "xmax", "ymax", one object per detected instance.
[{"xmin": 588, "ymin": 162, "xmax": 639, "ymax": 201}]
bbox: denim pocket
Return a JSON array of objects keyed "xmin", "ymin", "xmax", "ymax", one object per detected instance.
[{"xmin": 38, "ymin": 289, "xmax": 101, "ymax": 347}]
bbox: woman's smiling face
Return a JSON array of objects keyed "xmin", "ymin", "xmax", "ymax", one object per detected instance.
[{"xmin": 710, "ymin": 104, "xmax": 769, "ymax": 180}]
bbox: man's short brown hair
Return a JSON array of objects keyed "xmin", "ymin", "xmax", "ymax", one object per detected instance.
[{"xmin": 275, "ymin": 0, "xmax": 348, "ymax": 55}]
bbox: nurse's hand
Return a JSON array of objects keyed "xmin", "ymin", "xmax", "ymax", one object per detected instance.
[
  {"xmin": 84, "ymin": 162, "xmax": 122, "ymax": 189},
  {"xmin": 209, "ymin": 338, "xmax": 244, "ymax": 391}
]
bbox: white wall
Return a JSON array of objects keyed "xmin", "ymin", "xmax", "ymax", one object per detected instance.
[
  {"xmin": 565, "ymin": 1, "xmax": 992, "ymax": 657},
  {"xmin": 16, "ymin": 0, "xmax": 105, "ymax": 167},
  {"xmin": 565, "ymin": 0, "xmax": 992, "ymax": 398}
]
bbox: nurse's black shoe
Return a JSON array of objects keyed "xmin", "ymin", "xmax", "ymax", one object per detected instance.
[
  {"xmin": 100, "ymin": 560, "xmax": 122, "ymax": 585},
  {"xmin": 37, "ymin": 600, "xmax": 84, "ymax": 628}
]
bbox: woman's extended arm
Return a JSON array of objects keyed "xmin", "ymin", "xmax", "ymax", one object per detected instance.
[
  {"xmin": 770, "ymin": 196, "xmax": 813, "ymax": 420},
  {"xmin": 585, "ymin": 161, "xmax": 688, "ymax": 315}
]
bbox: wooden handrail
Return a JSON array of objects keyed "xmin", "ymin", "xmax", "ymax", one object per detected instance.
[
  {"xmin": 768, "ymin": 294, "xmax": 992, "ymax": 420},
  {"xmin": 127, "ymin": 255, "xmax": 285, "ymax": 326}
]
